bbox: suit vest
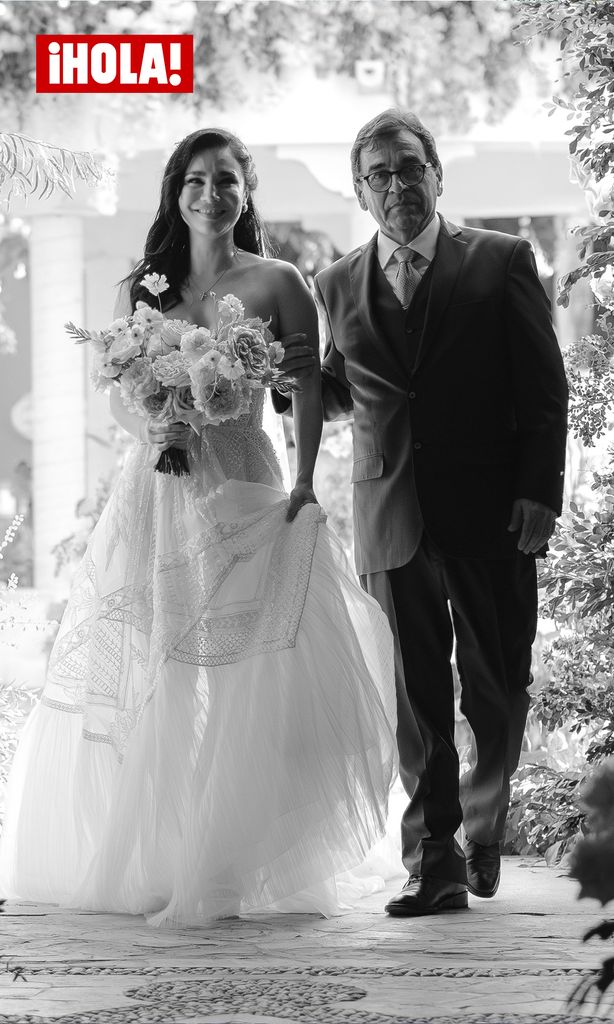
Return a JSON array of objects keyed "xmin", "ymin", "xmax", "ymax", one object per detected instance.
[
  {"xmin": 366, "ymin": 261, "xmax": 436, "ymax": 569},
  {"xmin": 372, "ymin": 257, "xmax": 434, "ymax": 374}
]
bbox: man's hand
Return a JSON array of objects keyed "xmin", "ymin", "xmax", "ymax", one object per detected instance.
[
  {"xmin": 508, "ymin": 498, "xmax": 557, "ymax": 554},
  {"xmin": 278, "ymin": 333, "xmax": 316, "ymax": 386},
  {"xmin": 286, "ymin": 483, "xmax": 318, "ymax": 523}
]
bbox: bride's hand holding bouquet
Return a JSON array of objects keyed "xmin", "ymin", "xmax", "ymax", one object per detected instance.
[{"xmin": 65, "ymin": 273, "xmax": 297, "ymax": 475}]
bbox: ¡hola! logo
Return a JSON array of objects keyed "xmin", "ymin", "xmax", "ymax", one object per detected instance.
[{"xmin": 36, "ymin": 35, "xmax": 194, "ymax": 93}]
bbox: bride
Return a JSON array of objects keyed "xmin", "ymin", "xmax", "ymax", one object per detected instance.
[{"xmin": 0, "ymin": 128, "xmax": 397, "ymax": 925}]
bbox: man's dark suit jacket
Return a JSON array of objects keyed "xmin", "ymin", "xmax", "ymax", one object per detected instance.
[{"xmin": 284, "ymin": 216, "xmax": 569, "ymax": 575}]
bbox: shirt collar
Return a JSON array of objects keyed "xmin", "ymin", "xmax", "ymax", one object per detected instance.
[{"xmin": 378, "ymin": 214, "xmax": 441, "ymax": 269}]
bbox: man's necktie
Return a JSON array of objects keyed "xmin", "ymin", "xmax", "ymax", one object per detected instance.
[{"xmin": 394, "ymin": 247, "xmax": 421, "ymax": 309}]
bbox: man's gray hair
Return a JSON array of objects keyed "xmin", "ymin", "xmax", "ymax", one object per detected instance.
[{"xmin": 351, "ymin": 108, "xmax": 442, "ymax": 182}]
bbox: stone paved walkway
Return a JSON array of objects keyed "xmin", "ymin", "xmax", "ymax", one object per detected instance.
[{"xmin": 0, "ymin": 858, "xmax": 612, "ymax": 1024}]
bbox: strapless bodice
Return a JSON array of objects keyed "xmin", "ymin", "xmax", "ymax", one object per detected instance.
[{"xmin": 193, "ymin": 389, "xmax": 283, "ymax": 492}]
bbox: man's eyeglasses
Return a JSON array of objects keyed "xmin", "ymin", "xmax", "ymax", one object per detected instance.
[{"xmin": 356, "ymin": 162, "xmax": 433, "ymax": 193}]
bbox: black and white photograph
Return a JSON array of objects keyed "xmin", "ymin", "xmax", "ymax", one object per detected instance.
[{"xmin": 0, "ymin": 1, "xmax": 612, "ymax": 1021}]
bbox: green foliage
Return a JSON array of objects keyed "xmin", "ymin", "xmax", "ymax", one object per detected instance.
[
  {"xmin": 0, "ymin": 1, "xmax": 530, "ymax": 132},
  {"xmin": 505, "ymin": 473, "xmax": 614, "ymax": 861},
  {"xmin": 515, "ymin": 0, "xmax": 614, "ymax": 435},
  {"xmin": 267, "ymin": 223, "xmax": 341, "ymax": 292},
  {"xmin": 52, "ymin": 427, "xmax": 133, "ymax": 574},
  {"xmin": 538, "ymin": 471, "xmax": 614, "ymax": 777},
  {"xmin": 515, "ymin": 1, "xmax": 614, "ymax": 188},
  {"xmin": 538, "ymin": 676, "xmax": 613, "ymax": 760},
  {"xmin": 0, "ymin": 215, "xmax": 28, "ymax": 355},
  {"xmin": 565, "ymin": 329, "xmax": 614, "ymax": 447},
  {"xmin": 541, "ymin": 478, "xmax": 614, "ymax": 632},
  {"xmin": 505, "ymin": 599, "xmax": 613, "ymax": 858},
  {"xmin": 52, "ymin": 476, "xmax": 113, "ymax": 575},
  {"xmin": 316, "ymin": 421, "xmax": 354, "ymax": 552},
  {"xmin": 0, "ymin": 131, "xmax": 107, "ymax": 206},
  {"xmin": 505, "ymin": 764, "xmax": 583, "ymax": 860},
  {"xmin": 568, "ymin": 759, "xmax": 614, "ymax": 1013},
  {"xmin": 506, "ymin": 1, "xmax": 614, "ymax": 878}
]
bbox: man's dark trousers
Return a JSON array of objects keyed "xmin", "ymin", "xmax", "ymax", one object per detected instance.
[
  {"xmin": 287, "ymin": 219, "xmax": 568, "ymax": 886},
  {"xmin": 362, "ymin": 535, "xmax": 537, "ymax": 885}
]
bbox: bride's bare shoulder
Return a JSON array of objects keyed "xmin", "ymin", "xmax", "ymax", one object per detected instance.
[{"xmin": 239, "ymin": 252, "xmax": 306, "ymax": 290}]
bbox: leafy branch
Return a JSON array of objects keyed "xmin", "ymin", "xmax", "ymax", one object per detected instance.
[
  {"xmin": 0, "ymin": 1, "xmax": 533, "ymax": 132},
  {"xmin": 0, "ymin": 131, "xmax": 109, "ymax": 207},
  {"xmin": 506, "ymin": 5, "xmax": 614, "ymax": 902}
]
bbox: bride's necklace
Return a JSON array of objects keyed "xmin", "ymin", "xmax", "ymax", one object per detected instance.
[{"xmin": 190, "ymin": 249, "xmax": 238, "ymax": 302}]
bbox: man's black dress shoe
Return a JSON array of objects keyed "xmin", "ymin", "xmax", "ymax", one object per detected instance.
[
  {"xmin": 464, "ymin": 839, "xmax": 501, "ymax": 898},
  {"xmin": 384, "ymin": 875, "xmax": 468, "ymax": 916}
]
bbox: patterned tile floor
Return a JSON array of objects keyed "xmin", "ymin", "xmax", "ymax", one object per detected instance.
[{"xmin": 0, "ymin": 858, "xmax": 611, "ymax": 1023}]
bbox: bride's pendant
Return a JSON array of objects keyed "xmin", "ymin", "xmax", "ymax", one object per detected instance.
[{"xmin": 193, "ymin": 249, "xmax": 238, "ymax": 303}]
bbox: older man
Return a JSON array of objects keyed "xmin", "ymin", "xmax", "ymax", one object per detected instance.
[{"xmin": 279, "ymin": 108, "xmax": 568, "ymax": 916}]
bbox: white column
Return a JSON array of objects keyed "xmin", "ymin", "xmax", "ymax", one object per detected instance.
[{"xmin": 30, "ymin": 215, "xmax": 86, "ymax": 591}]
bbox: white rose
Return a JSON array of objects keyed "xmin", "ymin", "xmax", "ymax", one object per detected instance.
[
  {"xmin": 217, "ymin": 294, "xmax": 244, "ymax": 326},
  {"xmin": 180, "ymin": 327, "xmax": 215, "ymax": 363},
  {"xmin": 119, "ymin": 357, "xmax": 159, "ymax": 410},
  {"xmin": 160, "ymin": 320, "xmax": 190, "ymax": 350},
  {"xmin": 152, "ymin": 350, "xmax": 192, "ymax": 387}
]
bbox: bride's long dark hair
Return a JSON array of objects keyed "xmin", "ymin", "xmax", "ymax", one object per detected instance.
[{"xmin": 125, "ymin": 129, "xmax": 271, "ymax": 312}]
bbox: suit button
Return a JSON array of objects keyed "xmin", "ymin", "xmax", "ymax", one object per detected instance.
[
  {"xmin": 409, "ymin": 391, "xmax": 416, "ymax": 399},
  {"xmin": 405, "ymin": 327, "xmax": 415, "ymax": 334},
  {"xmin": 414, "ymin": 442, "xmax": 422, "ymax": 450}
]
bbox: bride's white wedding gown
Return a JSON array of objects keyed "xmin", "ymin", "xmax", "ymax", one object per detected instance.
[{"xmin": 0, "ymin": 391, "xmax": 397, "ymax": 925}]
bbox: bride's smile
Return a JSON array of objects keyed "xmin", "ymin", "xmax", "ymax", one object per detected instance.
[{"xmin": 179, "ymin": 148, "xmax": 245, "ymax": 239}]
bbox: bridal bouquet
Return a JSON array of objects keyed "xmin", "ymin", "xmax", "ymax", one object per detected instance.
[{"xmin": 65, "ymin": 273, "xmax": 297, "ymax": 475}]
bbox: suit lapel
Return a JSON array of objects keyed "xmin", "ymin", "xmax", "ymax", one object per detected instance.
[
  {"xmin": 413, "ymin": 217, "xmax": 466, "ymax": 373},
  {"xmin": 348, "ymin": 234, "xmax": 380, "ymax": 346}
]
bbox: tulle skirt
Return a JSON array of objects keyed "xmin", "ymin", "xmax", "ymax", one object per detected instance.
[{"xmin": 0, "ymin": 450, "xmax": 397, "ymax": 925}]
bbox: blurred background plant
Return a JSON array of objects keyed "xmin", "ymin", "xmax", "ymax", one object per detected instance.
[
  {"xmin": 0, "ymin": 1, "xmax": 536, "ymax": 133},
  {"xmin": 0, "ymin": 130, "xmax": 109, "ymax": 827},
  {"xmin": 0, "ymin": 128, "xmax": 111, "ymax": 590},
  {"xmin": 507, "ymin": 0, "xmax": 614, "ymax": 1009},
  {"xmin": 567, "ymin": 758, "xmax": 614, "ymax": 1014},
  {"xmin": 504, "ymin": 0, "xmax": 614, "ymax": 862},
  {"xmin": 0, "ymin": 514, "xmax": 58, "ymax": 821}
]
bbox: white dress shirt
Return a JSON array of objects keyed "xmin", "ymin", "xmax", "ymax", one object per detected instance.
[{"xmin": 378, "ymin": 214, "xmax": 441, "ymax": 291}]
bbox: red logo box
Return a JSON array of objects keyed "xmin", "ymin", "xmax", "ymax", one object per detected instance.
[{"xmin": 36, "ymin": 34, "xmax": 193, "ymax": 93}]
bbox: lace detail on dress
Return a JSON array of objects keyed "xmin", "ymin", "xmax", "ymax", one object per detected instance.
[
  {"xmin": 0, "ymin": 322, "xmax": 398, "ymax": 922},
  {"xmin": 158, "ymin": 502, "xmax": 326, "ymax": 668},
  {"xmin": 40, "ymin": 697, "xmax": 82, "ymax": 714},
  {"xmin": 40, "ymin": 388, "xmax": 321, "ymax": 759},
  {"xmin": 195, "ymin": 390, "xmax": 285, "ymax": 494}
]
